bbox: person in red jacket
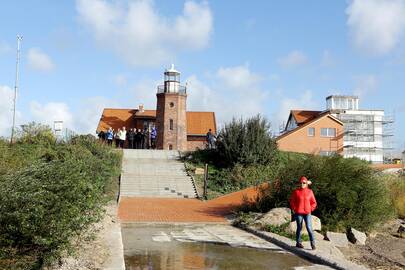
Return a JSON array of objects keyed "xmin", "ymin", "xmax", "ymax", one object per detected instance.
[{"xmin": 289, "ymin": 176, "xmax": 317, "ymax": 250}]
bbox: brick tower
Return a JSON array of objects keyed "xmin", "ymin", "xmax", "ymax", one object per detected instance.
[{"xmin": 155, "ymin": 65, "xmax": 187, "ymax": 151}]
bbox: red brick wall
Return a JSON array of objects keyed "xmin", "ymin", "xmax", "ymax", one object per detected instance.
[
  {"xmin": 277, "ymin": 116, "xmax": 344, "ymax": 155},
  {"xmin": 187, "ymin": 135, "xmax": 207, "ymax": 151},
  {"xmin": 156, "ymin": 93, "xmax": 188, "ymax": 151}
]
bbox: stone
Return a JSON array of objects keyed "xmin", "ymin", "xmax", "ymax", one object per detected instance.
[
  {"xmin": 194, "ymin": 167, "xmax": 205, "ymax": 175},
  {"xmin": 398, "ymin": 224, "xmax": 405, "ymax": 238},
  {"xmin": 256, "ymin": 207, "xmax": 291, "ymax": 227},
  {"xmin": 313, "ymin": 231, "xmax": 325, "ymax": 241},
  {"xmin": 286, "ymin": 215, "xmax": 322, "ymax": 235},
  {"xmin": 347, "ymin": 227, "xmax": 367, "ymax": 245},
  {"xmin": 325, "ymin": 231, "xmax": 349, "ymax": 247}
]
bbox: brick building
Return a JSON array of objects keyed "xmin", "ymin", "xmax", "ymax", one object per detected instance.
[
  {"xmin": 277, "ymin": 110, "xmax": 344, "ymax": 156},
  {"xmin": 96, "ymin": 65, "xmax": 217, "ymax": 151}
]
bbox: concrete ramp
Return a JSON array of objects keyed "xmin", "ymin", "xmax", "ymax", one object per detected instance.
[{"xmin": 120, "ymin": 149, "xmax": 197, "ymax": 198}]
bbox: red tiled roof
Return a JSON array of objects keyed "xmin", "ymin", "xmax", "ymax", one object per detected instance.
[
  {"xmin": 96, "ymin": 108, "xmax": 216, "ymax": 135},
  {"xmin": 134, "ymin": 110, "xmax": 156, "ymax": 118},
  {"xmin": 96, "ymin": 108, "xmax": 135, "ymax": 132},
  {"xmin": 186, "ymin": 111, "xmax": 216, "ymax": 135},
  {"xmin": 291, "ymin": 110, "xmax": 322, "ymax": 125}
]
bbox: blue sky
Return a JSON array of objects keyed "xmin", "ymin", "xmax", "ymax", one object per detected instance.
[{"xmin": 0, "ymin": 0, "xmax": 404, "ymax": 153}]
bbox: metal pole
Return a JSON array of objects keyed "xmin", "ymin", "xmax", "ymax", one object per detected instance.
[{"xmin": 10, "ymin": 35, "xmax": 23, "ymax": 144}]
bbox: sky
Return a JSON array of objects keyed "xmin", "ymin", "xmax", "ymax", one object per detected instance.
[{"xmin": 0, "ymin": 0, "xmax": 404, "ymax": 153}]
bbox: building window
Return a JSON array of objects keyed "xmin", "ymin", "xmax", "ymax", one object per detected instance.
[
  {"xmin": 307, "ymin": 127, "xmax": 315, "ymax": 137},
  {"xmin": 321, "ymin": 128, "xmax": 336, "ymax": 137},
  {"xmin": 169, "ymin": 102, "xmax": 174, "ymax": 108},
  {"xmin": 169, "ymin": 119, "xmax": 173, "ymax": 130},
  {"xmin": 168, "ymin": 144, "xmax": 173, "ymax": 150}
]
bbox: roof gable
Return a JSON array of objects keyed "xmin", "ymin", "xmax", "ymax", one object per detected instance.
[
  {"xmin": 291, "ymin": 110, "xmax": 322, "ymax": 125},
  {"xmin": 277, "ymin": 111, "xmax": 342, "ymax": 141}
]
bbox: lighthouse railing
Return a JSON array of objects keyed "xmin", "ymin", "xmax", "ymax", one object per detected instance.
[{"xmin": 157, "ymin": 85, "xmax": 187, "ymax": 94}]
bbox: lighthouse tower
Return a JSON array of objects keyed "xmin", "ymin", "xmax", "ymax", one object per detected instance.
[{"xmin": 155, "ymin": 65, "xmax": 188, "ymax": 151}]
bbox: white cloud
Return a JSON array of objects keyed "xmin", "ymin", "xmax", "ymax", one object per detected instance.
[
  {"xmin": 217, "ymin": 64, "xmax": 261, "ymax": 89},
  {"xmin": 114, "ymin": 74, "xmax": 127, "ymax": 87},
  {"xmin": 353, "ymin": 75, "xmax": 378, "ymax": 97},
  {"xmin": 28, "ymin": 97, "xmax": 121, "ymax": 135},
  {"xmin": 128, "ymin": 79, "xmax": 160, "ymax": 110},
  {"xmin": 75, "ymin": 96, "xmax": 120, "ymax": 134},
  {"xmin": 346, "ymin": 0, "xmax": 405, "ymax": 55},
  {"xmin": 0, "ymin": 86, "xmax": 19, "ymax": 137},
  {"xmin": 30, "ymin": 101, "xmax": 73, "ymax": 129},
  {"xmin": 275, "ymin": 90, "xmax": 318, "ymax": 127},
  {"xmin": 186, "ymin": 64, "xmax": 269, "ymax": 126},
  {"xmin": 278, "ymin": 50, "xmax": 308, "ymax": 68},
  {"xmin": 27, "ymin": 48, "xmax": 55, "ymax": 72},
  {"xmin": 76, "ymin": 0, "xmax": 213, "ymax": 67}
]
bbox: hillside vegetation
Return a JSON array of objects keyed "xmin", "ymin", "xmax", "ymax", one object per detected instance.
[{"xmin": 0, "ymin": 123, "xmax": 122, "ymax": 270}]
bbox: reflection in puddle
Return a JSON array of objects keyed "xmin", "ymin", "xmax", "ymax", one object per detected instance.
[{"xmin": 122, "ymin": 224, "xmax": 313, "ymax": 270}]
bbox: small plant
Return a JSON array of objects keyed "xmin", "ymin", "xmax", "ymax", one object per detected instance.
[
  {"xmin": 262, "ymin": 223, "xmax": 309, "ymax": 242},
  {"xmin": 232, "ymin": 212, "xmax": 258, "ymax": 227}
]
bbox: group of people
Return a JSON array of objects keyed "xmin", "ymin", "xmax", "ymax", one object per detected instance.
[{"xmin": 98, "ymin": 126, "xmax": 157, "ymax": 149}]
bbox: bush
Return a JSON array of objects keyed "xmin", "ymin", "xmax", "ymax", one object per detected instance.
[
  {"xmin": 254, "ymin": 155, "xmax": 394, "ymax": 232},
  {"xmin": 216, "ymin": 115, "xmax": 278, "ymax": 167},
  {"xmin": 385, "ymin": 174, "xmax": 405, "ymax": 218},
  {"xmin": 16, "ymin": 122, "xmax": 55, "ymax": 145},
  {"xmin": 0, "ymin": 131, "xmax": 121, "ymax": 268}
]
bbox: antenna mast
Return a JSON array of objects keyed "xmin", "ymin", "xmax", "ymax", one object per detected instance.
[{"xmin": 10, "ymin": 35, "xmax": 22, "ymax": 144}]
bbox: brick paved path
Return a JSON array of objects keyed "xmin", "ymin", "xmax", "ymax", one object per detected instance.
[{"xmin": 118, "ymin": 185, "xmax": 262, "ymax": 223}]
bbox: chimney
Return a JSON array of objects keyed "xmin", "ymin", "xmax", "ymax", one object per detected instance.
[{"xmin": 138, "ymin": 104, "xmax": 144, "ymax": 113}]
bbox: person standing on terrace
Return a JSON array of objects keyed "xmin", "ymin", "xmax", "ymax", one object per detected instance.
[{"xmin": 289, "ymin": 176, "xmax": 317, "ymax": 250}]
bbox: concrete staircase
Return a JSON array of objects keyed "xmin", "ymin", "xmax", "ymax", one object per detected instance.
[{"xmin": 120, "ymin": 149, "xmax": 197, "ymax": 198}]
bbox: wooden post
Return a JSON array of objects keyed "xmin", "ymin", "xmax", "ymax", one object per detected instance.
[{"xmin": 203, "ymin": 163, "xmax": 208, "ymax": 200}]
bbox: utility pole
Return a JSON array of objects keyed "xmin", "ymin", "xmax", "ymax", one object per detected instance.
[{"xmin": 10, "ymin": 35, "xmax": 23, "ymax": 144}]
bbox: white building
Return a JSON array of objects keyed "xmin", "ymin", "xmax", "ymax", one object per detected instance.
[{"xmin": 326, "ymin": 95, "xmax": 393, "ymax": 164}]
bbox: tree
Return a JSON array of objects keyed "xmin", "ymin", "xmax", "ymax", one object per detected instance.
[{"xmin": 216, "ymin": 115, "xmax": 278, "ymax": 167}]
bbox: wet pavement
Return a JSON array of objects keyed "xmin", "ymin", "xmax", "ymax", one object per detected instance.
[{"xmin": 122, "ymin": 223, "xmax": 318, "ymax": 270}]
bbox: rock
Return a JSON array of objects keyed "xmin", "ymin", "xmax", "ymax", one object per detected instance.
[
  {"xmin": 347, "ymin": 227, "xmax": 367, "ymax": 245},
  {"xmin": 325, "ymin": 231, "xmax": 349, "ymax": 247},
  {"xmin": 313, "ymin": 231, "xmax": 325, "ymax": 241},
  {"xmin": 286, "ymin": 215, "xmax": 322, "ymax": 235},
  {"xmin": 194, "ymin": 167, "xmax": 205, "ymax": 175},
  {"xmin": 366, "ymin": 230, "xmax": 378, "ymax": 239},
  {"xmin": 398, "ymin": 224, "xmax": 405, "ymax": 238},
  {"xmin": 256, "ymin": 207, "xmax": 291, "ymax": 227}
]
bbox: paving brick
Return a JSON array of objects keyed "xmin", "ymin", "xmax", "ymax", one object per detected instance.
[{"xmin": 118, "ymin": 185, "xmax": 262, "ymax": 223}]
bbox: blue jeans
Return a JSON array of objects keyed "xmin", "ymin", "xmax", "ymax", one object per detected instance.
[{"xmin": 295, "ymin": 214, "xmax": 314, "ymax": 243}]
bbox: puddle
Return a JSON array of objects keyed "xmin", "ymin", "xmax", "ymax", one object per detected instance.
[{"xmin": 122, "ymin": 224, "xmax": 313, "ymax": 270}]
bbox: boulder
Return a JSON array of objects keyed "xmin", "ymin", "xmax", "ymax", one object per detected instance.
[
  {"xmin": 255, "ymin": 207, "xmax": 291, "ymax": 227},
  {"xmin": 313, "ymin": 231, "xmax": 326, "ymax": 241},
  {"xmin": 325, "ymin": 231, "xmax": 349, "ymax": 247},
  {"xmin": 347, "ymin": 227, "xmax": 367, "ymax": 245},
  {"xmin": 286, "ymin": 215, "xmax": 322, "ymax": 235}
]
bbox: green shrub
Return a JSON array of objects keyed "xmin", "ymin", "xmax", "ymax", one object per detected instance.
[
  {"xmin": 0, "ymin": 131, "xmax": 121, "ymax": 268},
  {"xmin": 216, "ymin": 115, "xmax": 278, "ymax": 167},
  {"xmin": 254, "ymin": 155, "xmax": 394, "ymax": 232},
  {"xmin": 16, "ymin": 122, "xmax": 55, "ymax": 146},
  {"xmin": 384, "ymin": 174, "xmax": 405, "ymax": 218}
]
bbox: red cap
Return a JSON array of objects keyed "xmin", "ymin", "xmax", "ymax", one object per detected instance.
[{"xmin": 299, "ymin": 176, "xmax": 308, "ymax": 183}]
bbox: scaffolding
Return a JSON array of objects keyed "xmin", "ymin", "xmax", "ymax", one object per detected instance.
[{"xmin": 333, "ymin": 111, "xmax": 395, "ymax": 164}]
